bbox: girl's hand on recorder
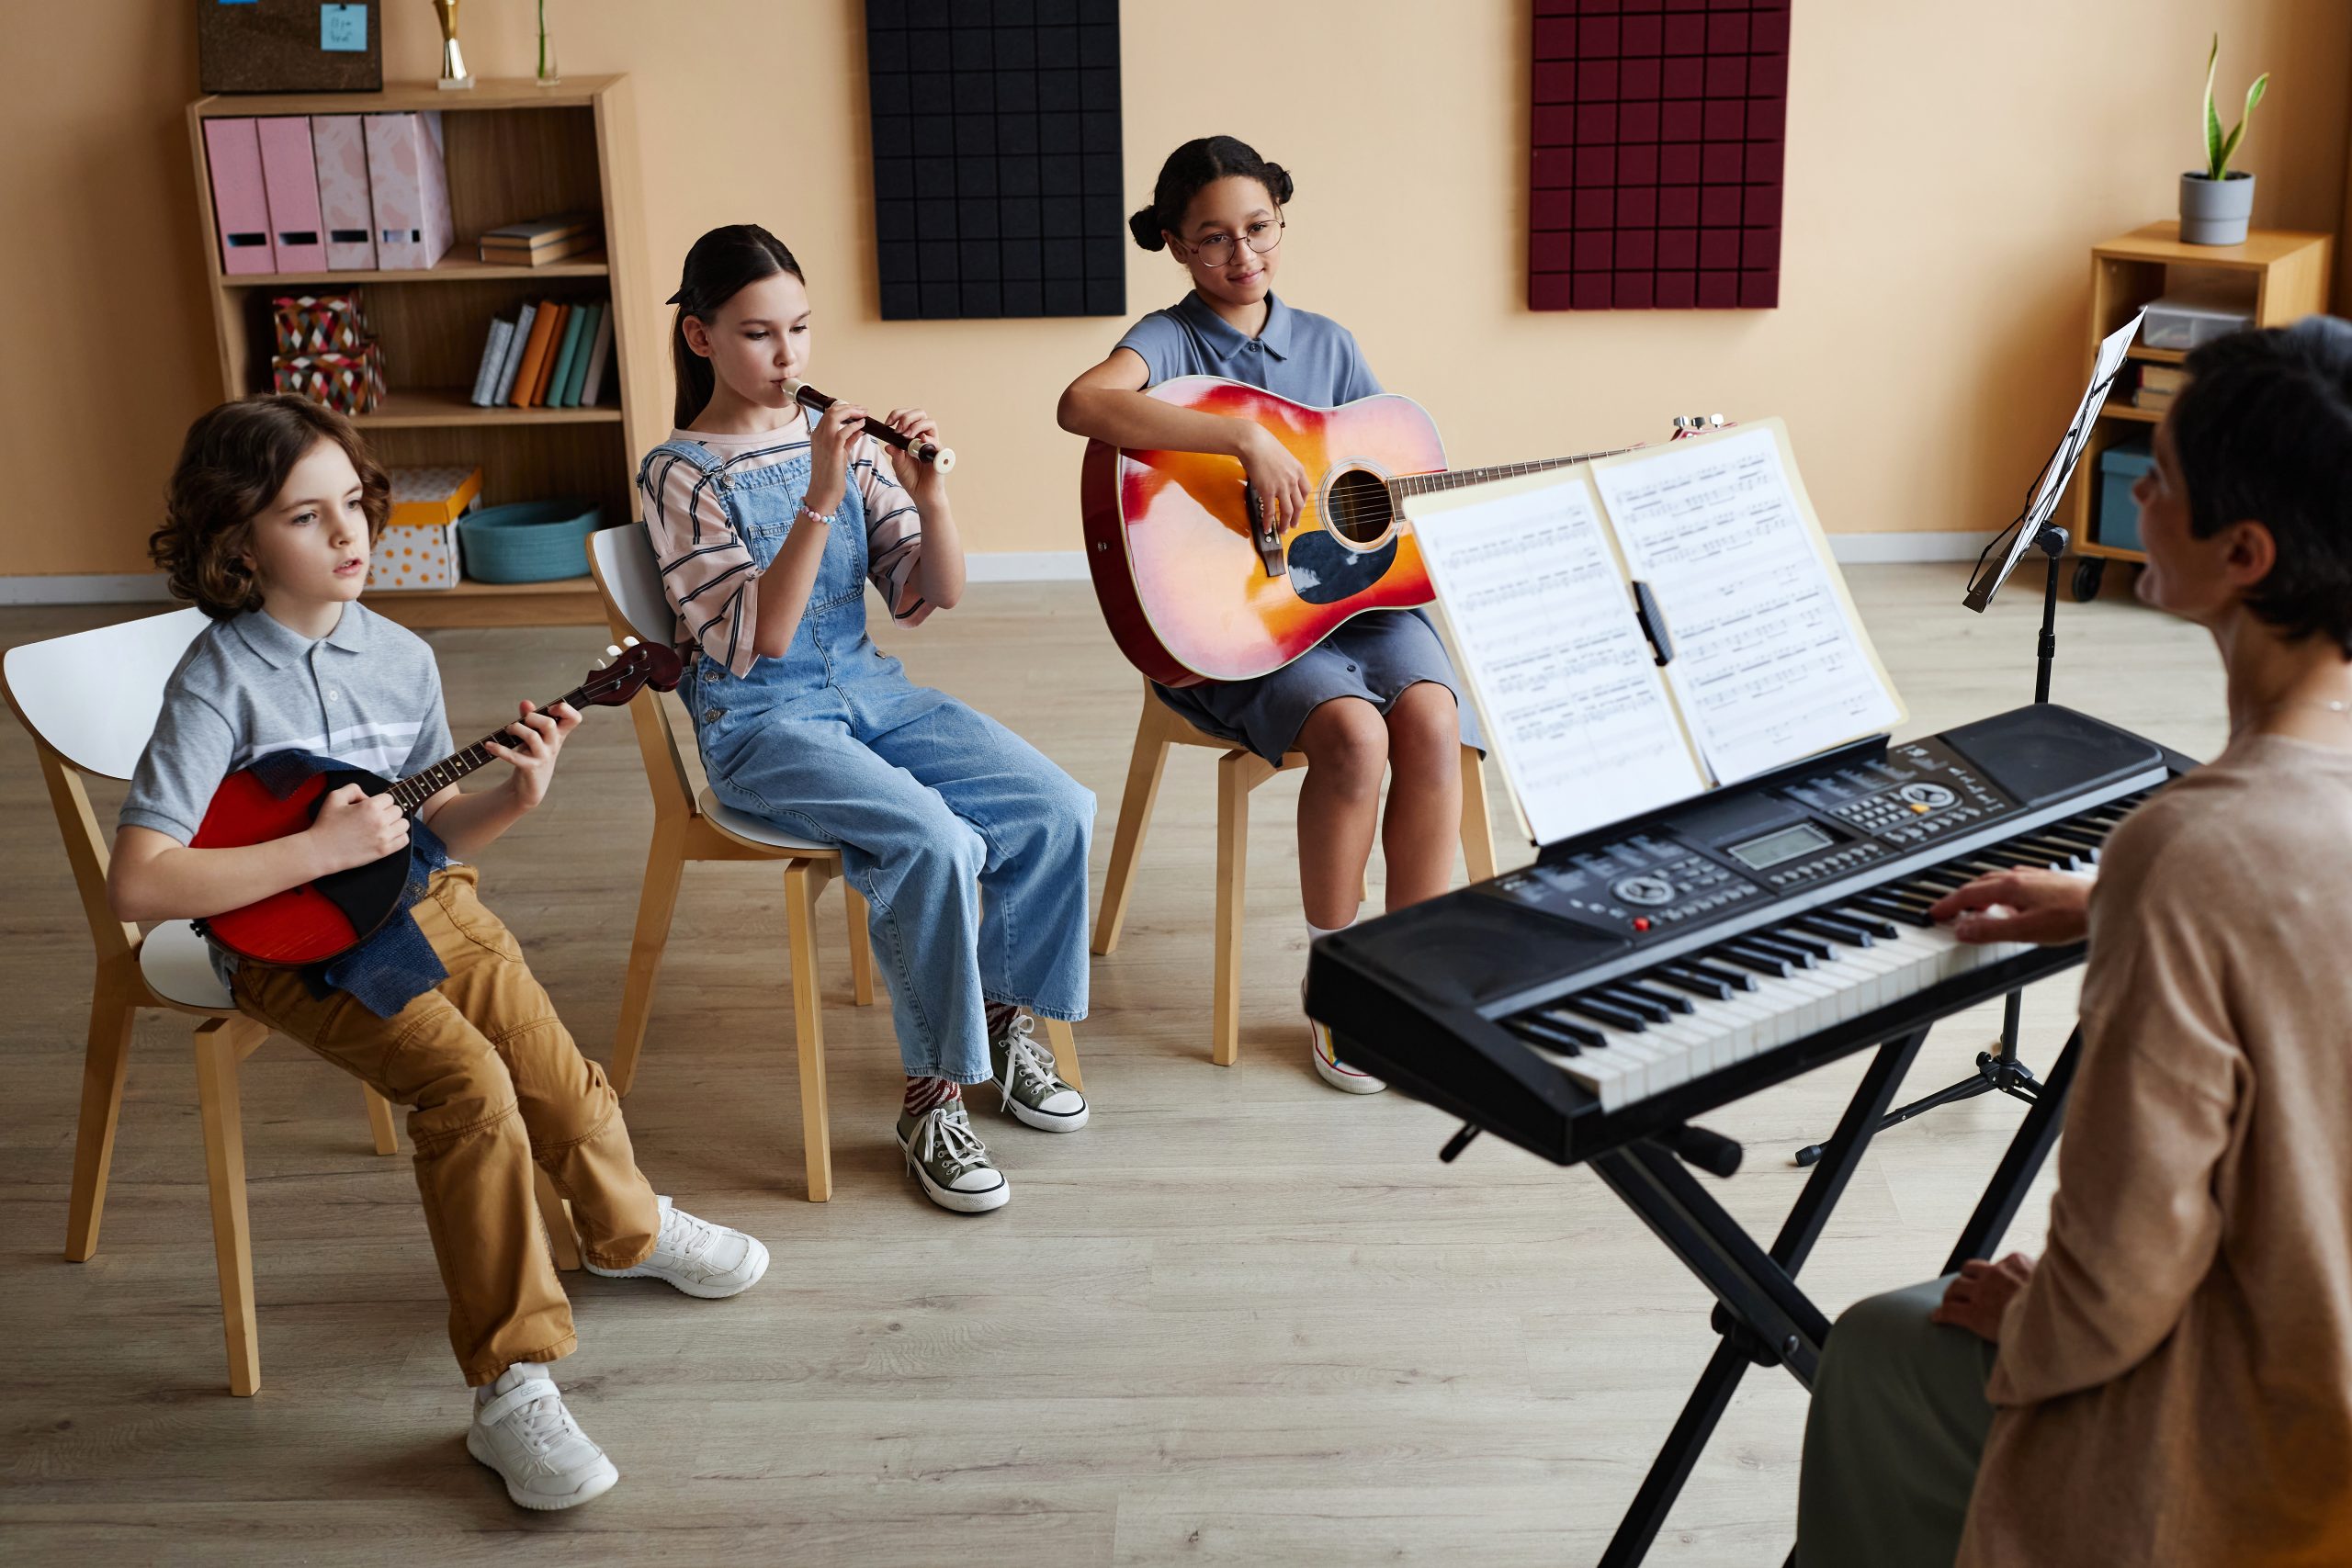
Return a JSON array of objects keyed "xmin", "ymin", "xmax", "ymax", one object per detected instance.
[
  {"xmin": 883, "ymin": 407, "xmax": 946, "ymax": 497},
  {"xmin": 804, "ymin": 401, "xmax": 865, "ymax": 519}
]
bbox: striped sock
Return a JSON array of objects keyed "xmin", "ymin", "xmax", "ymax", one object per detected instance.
[
  {"xmin": 903, "ymin": 1077, "xmax": 961, "ymax": 1117},
  {"xmin": 983, "ymin": 1001, "xmax": 1020, "ymax": 1041}
]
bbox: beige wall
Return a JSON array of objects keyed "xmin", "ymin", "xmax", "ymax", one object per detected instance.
[{"xmin": 2, "ymin": 0, "xmax": 2345, "ymax": 580}]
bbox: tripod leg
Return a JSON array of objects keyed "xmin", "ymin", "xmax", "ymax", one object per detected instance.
[
  {"xmin": 1943, "ymin": 1028, "xmax": 2080, "ymax": 1271},
  {"xmin": 1794, "ymin": 1072, "xmax": 1992, "ymax": 1168}
]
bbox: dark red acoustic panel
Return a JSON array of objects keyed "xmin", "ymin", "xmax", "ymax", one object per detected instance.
[{"xmin": 1530, "ymin": 0, "xmax": 1789, "ymax": 311}]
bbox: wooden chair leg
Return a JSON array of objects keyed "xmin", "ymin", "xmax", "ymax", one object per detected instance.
[
  {"xmin": 1041, "ymin": 1016, "xmax": 1083, "ymax": 1092},
  {"xmin": 1213, "ymin": 750, "xmax": 1276, "ymax": 1066},
  {"xmin": 612, "ymin": 826, "xmax": 687, "ymax": 1097},
  {"xmin": 1092, "ymin": 705, "xmax": 1173, "ymax": 955},
  {"xmin": 64, "ymin": 979, "xmax": 136, "ymax": 1262},
  {"xmin": 533, "ymin": 1164, "xmax": 582, "ymax": 1271},
  {"xmin": 784, "ymin": 861, "xmax": 833, "ymax": 1202},
  {"xmin": 364, "ymin": 1086, "xmax": 398, "ymax": 1156},
  {"xmin": 1459, "ymin": 745, "xmax": 1498, "ymax": 885},
  {"xmin": 843, "ymin": 880, "xmax": 876, "ymax": 1007},
  {"xmin": 193, "ymin": 1014, "xmax": 266, "ymax": 1397}
]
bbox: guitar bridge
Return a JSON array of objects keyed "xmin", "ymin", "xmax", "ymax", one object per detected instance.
[{"xmin": 1244, "ymin": 484, "xmax": 1287, "ymax": 579}]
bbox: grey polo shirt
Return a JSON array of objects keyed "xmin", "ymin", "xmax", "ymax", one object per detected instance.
[
  {"xmin": 121, "ymin": 603, "xmax": 453, "ymax": 845},
  {"xmin": 1114, "ymin": 289, "xmax": 1384, "ymax": 406}
]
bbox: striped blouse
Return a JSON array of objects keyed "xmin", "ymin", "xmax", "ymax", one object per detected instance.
[{"xmin": 637, "ymin": 411, "xmax": 929, "ymax": 676}]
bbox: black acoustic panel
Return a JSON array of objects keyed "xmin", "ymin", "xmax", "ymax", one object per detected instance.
[{"xmin": 867, "ymin": 0, "xmax": 1124, "ymax": 320}]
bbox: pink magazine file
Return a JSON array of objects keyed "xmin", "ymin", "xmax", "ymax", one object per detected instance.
[
  {"xmin": 201, "ymin": 118, "xmax": 276, "ymax": 275},
  {"xmin": 310, "ymin": 115, "xmax": 377, "ymax": 270},
  {"xmin": 254, "ymin": 117, "xmax": 328, "ymax": 273},
  {"xmin": 363, "ymin": 111, "xmax": 453, "ymax": 271}
]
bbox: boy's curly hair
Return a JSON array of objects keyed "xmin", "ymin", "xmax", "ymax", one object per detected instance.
[{"xmin": 152, "ymin": 395, "xmax": 390, "ymax": 619}]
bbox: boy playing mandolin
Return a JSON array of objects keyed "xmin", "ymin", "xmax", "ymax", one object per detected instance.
[{"xmin": 107, "ymin": 395, "xmax": 766, "ymax": 1511}]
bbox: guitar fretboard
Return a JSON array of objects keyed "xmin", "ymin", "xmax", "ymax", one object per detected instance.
[
  {"xmin": 387, "ymin": 684, "xmax": 591, "ymax": 815},
  {"xmin": 1388, "ymin": 447, "xmax": 1636, "ymax": 500}
]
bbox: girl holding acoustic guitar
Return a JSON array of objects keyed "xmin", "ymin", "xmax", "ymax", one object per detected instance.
[{"xmin": 1057, "ymin": 136, "xmax": 1483, "ymax": 1095}]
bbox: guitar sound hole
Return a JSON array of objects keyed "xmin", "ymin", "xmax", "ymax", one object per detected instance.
[{"xmin": 1325, "ymin": 468, "xmax": 1394, "ymax": 546}]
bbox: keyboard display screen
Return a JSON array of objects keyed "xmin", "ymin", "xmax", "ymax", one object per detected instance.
[{"xmin": 1726, "ymin": 821, "xmax": 1832, "ymax": 870}]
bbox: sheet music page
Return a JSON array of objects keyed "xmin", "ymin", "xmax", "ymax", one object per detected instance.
[
  {"xmin": 1407, "ymin": 470, "xmax": 1707, "ymax": 845},
  {"xmin": 1591, "ymin": 423, "xmax": 1903, "ymax": 784}
]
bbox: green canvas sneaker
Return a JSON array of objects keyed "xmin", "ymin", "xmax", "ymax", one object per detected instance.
[
  {"xmin": 896, "ymin": 1101, "xmax": 1010, "ymax": 1213},
  {"xmin": 989, "ymin": 1012, "xmax": 1089, "ymax": 1133}
]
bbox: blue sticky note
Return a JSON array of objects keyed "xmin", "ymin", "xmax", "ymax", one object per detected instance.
[{"xmin": 321, "ymin": 4, "xmax": 368, "ymax": 51}]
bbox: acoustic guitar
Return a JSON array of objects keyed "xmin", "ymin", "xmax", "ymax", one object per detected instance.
[
  {"xmin": 191, "ymin": 637, "xmax": 682, "ymax": 965},
  {"xmin": 1080, "ymin": 376, "xmax": 1712, "ymax": 687}
]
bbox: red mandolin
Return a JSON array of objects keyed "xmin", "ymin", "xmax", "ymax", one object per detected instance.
[
  {"xmin": 1080, "ymin": 377, "xmax": 1713, "ymax": 687},
  {"xmin": 191, "ymin": 638, "xmax": 682, "ymax": 966}
]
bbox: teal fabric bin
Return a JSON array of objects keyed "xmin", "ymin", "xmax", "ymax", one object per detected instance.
[
  {"xmin": 2096, "ymin": 438, "xmax": 2153, "ymax": 553},
  {"xmin": 456, "ymin": 501, "xmax": 604, "ymax": 583}
]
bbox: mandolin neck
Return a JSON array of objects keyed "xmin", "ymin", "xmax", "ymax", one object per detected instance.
[
  {"xmin": 387, "ymin": 684, "xmax": 590, "ymax": 815},
  {"xmin": 1387, "ymin": 446, "xmax": 1635, "ymax": 501}
]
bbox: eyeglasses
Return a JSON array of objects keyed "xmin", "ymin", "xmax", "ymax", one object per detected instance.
[{"xmin": 1179, "ymin": 216, "xmax": 1285, "ymax": 267}]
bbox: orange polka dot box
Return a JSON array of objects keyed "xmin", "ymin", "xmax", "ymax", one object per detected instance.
[{"xmin": 376, "ymin": 466, "xmax": 483, "ymax": 591}]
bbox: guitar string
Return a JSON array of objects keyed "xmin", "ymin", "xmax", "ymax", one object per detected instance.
[
  {"xmin": 1310, "ymin": 449, "xmax": 1634, "ymax": 541},
  {"xmin": 389, "ymin": 681, "xmax": 603, "ymax": 812}
]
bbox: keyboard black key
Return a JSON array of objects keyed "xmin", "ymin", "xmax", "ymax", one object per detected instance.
[
  {"xmin": 1617, "ymin": 980, "xmax": 1696, "ymax": 1015},
  {"xmin": 1506, "ymin": 1014, "xmax": 1589, "ymax": 1055},
  {"xmin": 1557, "ymin": 995, "xmax": 1649, "ymax": 1032},
  {"xmin": 1798, "ymin": 914, "xmax": 1876, "ymax": 947},
  {"xmin": 1854, "ymin": 894, "xmax": 1935, "ymax": 928},
  {"xmin": 2012, "ymin": 838, "xmax": 2084, "ymax": 871},
  {"xmin": 1595, "ymin": 987, "xmax": 1673, "ymax": 1025},
  {"xmin": 1654, "ymin": 965, "xmax": 1736, "ymax": 1002},
  {"xmin": 1681, "ymin": 958, "xmax": 1759, "ymax": 992},
  {"xmin": 1762, "ymin": 930, "xmax": 1836, "ymax": 963},
  {"xmin": 1718, "ymin": 943, "xmax": 1795, "ymax": 978},
  {"xmin": 1828, "ymin": 908, "xmax": 1901, "ymax": 941},
  {"xmin": 1531, "ymin": 1010, "xmax": 1608, "ymax": 1050}
]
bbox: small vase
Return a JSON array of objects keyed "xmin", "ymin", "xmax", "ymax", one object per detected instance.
[
  {"xmin": 2179, "ymin": 171, "xmax": 2255, "ymax": 246},
  {"xmin": 536, "ymin": 1, "xmax": 560, "ymax": 85}
]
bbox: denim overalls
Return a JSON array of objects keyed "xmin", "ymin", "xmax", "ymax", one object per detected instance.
[{"xmin": 648, "ymin": 427, "xmax": 1093, "ymax": 1084}]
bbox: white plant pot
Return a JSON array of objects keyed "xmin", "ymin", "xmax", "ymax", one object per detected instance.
[{"xmin": 2180, "ymin": 172, "xmax": 2255, "ymax": 245}]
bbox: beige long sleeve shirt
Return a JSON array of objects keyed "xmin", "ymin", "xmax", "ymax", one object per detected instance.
[{"xmin": 1958, "ymin": 733, "xmax": 2352, "ymax": 1566}]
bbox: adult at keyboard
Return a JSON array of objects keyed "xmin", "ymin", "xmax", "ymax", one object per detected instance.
[{"xmin": 1795, "ymin": 319, "xmax": 2352, "ymax": 1567}]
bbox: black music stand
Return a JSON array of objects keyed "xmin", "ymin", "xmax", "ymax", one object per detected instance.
[{"xmin": 1791, "ymin": 316, "xmax": 2141, "ymax": 1168}]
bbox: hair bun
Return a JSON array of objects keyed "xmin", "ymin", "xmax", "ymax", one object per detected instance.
[
  {"xmin": 1127, "ymin": 206, "xmax": 1166, "ymax": 252},
  {"xmin": 1261, "ymin": 161, "xmax": 1295, "ymax": 206}
]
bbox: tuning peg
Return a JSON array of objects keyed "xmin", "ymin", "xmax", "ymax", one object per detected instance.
[
  {"xmin": 623, "ymin": 636, "xmax": 640, "ymax": 647},
  {"xmin": 605, "ymin": 644, "xmax": 621, "ymax": 657}
]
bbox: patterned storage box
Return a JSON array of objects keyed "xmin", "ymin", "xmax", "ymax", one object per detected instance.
[
  {"xmin": 272, "ymin": 291, "xmax": 371, "ymax": 355},
  {"xmin": 374, "ymin": 466, "xmax": 483, "ymax": 591},
  {"xmin": 272, "ymin": 342, "xmax": 387, "ymax": 414}
]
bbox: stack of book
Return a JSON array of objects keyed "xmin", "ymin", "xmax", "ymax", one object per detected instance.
[
  {"xmin": 469, "ymin": 298, "xmax": 615, "ymax": 409},
  {"xmin": 2134, "ymin": 364, "xmax": 2187, "ymax": 412},
  {"xmin": 479, "ymin": 213, "xmax": 602, "ymax": 267}
]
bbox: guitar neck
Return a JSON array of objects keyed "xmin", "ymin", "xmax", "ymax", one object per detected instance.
[
  {"xmin": 387, "ymin": 685, "xmax": 589, "ymax": 815},
  {"xmin": 1388, "ymin": 446, "xmax": 1635, "ymax": 500}
]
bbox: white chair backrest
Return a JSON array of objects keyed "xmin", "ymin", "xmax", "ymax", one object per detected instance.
[
  {"xmin": 4, "ymin": 606, "xmax": 210, "ymax": 779},
  {"xmin": 591, "ymin": 525, "xmax": 672, "ymax": 644}
]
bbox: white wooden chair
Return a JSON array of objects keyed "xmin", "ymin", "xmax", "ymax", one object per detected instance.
[
  {"xmin": 1092, "ymin": 680, "xmax": 1498, "ymax": 1066},
  {"xmin": 587, "ymin": 528, "xmax": 1083, "ymax": 1203},
  {"xmin": 4, "ymin": 608, "xmax": 579, "ymax": 1397}
]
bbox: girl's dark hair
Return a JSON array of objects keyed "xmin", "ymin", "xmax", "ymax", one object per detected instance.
[
  {"xmin": 2171, "ymin": 317, "xmax": 2352, "ymax": 656},
  {"xmin": 667, "ymin": 223, "xmax": 805, "ymax": 425},
  {"xmin": 152, "ymin": 395, "xmax": 390, "ymax": 620},
  {"xmin": 1127, "ymin": 136, "xmax": 1295, "ymax": 252}
]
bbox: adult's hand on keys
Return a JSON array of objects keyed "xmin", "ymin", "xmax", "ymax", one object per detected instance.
[
  {"xmin": 1928, "ymin": 868, "xmax": 2092, "ymax": 947},
  {"xmin": 309, "ymin": 784, "xmax": 408, "ymax": 874}
]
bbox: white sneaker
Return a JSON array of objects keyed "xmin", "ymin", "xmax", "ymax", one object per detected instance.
[
  {"xmin": 466, "ymin": 1363, "xmax": 618, "ymax": 1511},
  {"xmin": 989, "ymin": 1013, "xmax": 1089, "ymax": 1132},
  {"xmin": 1307, "ymin": 995, "xmax": 1386, "ymax": 1095},
  {"xmin": 897, "ymin": 1101, "xmax": 1012, "ymax": 1213},
  {"xmin": 584, "ymin": 1195, "xmax": 769, "ymax": 1299}
]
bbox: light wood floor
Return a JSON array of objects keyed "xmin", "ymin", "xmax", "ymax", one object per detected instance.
[{"xmin": 0, "ymin": 565, "xmax": 2224, "ymax": 1565}]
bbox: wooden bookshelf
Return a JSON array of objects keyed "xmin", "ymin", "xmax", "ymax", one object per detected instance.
[
  {"xmin": 2068, "ymin": 222, "xmax": 2332, "ymax": 599},
  {"xmin": 187, "ymin": 76, "xmax": 658, "ymax": 626}
]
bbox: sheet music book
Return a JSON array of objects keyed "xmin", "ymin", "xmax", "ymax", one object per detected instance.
[{"xmin": 1406, "ymin": 417, "xmax": 1905, "ymax": 845}]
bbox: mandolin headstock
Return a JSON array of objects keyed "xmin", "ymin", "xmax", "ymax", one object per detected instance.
[{"xmin": 578, "ymin": 637, "xmax": 684, "ymax": 707}]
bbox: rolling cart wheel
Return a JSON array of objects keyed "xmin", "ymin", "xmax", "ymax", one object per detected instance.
[{"xmin": 2071, "ymin": 557, "xmax": 2106, "ymax": 603}]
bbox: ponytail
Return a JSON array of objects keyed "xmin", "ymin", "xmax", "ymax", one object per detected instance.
[
  {"xmin": 1129, "ymin": 135, "xmax": 1295, "ymax": 252},
  {"xmin": 666, "ymin": 223, "xmax": 805, "ymax": 426}
]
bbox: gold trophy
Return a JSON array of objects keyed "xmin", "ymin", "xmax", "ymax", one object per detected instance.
[{"xmin": 434, "ymin": 0, "xmax": 474, "ymax": 90}]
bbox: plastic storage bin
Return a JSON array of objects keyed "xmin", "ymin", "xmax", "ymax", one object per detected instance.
[
  {"xmin": 456, "ymin": 501, "xmax": 605, "ymax": 583},
  {"xmin": 2096, "ymin": 437, "xmax": 2153, "ymax": 552},
  {"xmin": 2141, "ymin": 294, "xmax": 2254, "ymax": 350}
]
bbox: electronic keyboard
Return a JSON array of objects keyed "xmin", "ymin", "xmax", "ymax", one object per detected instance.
[{"xmin": 1306, "ymin": 703, "xmax": 2185, "ymax": 1167}]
